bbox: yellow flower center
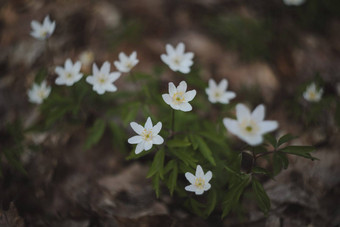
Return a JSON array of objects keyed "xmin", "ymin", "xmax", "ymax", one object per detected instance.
[
  {"xmin": 240, "ymin": 119, "xmax": 259, "ymax": 135},
  {"xmin": 66, "ymin": 73, "xmax": 73, "ymax": 79},
  {"xmin": 142, "ymin": 130, "xmax": 153, "ymax": 141},
  {"xmin": 38, "ymin": 90, "xmax": 46, "ymax": 99},
  {"xmin": 195, "ymin": 177, "xmax": 205, "ymax": 189},
  {"xmin": 214, "ymin": 91, "xmax": 221, "ymax": 98},
  {"xmin": 173, "ymin": 56, "xmax": 182, "ymax": 66},
  {"xmin": 97, "ymin": 75, "xmax": 107, "ymax": 85},
  {"xmin": 125, "ymin": 62, "xmax": 133, "ymax": 69},
  {"xmin": 172, "ymin": 92, "xmax": 185, "ymax": 104},
  {"xmin": 308, "ymin": 91, "xmax": 316, "ymax": 100}
]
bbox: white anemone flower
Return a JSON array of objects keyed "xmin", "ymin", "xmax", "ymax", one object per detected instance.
[
  {"xmin": 30, "ymin": 15, "xmax": 56, "ymax": 40},
  {"xmin": 206, "ymin": 79, "xmax": 236, "ymax": 104},
  {"xmin": 185, "ymin": 165, "xmax": 212, "ymax": 195},
  {"xmin": 303, "ymin": 83, "xmax": 323, "ymax": 102},
  {"xmin": 28, "ymin": 80, "xmax": 51, "ymax": 104},
  {"xmin": 162, "ymin": 81, "xmax": 196, "ymax": 112},
  {"xmin": 114, "ymin": 51, "xmax": 139, "ymax": 73},
  {"xmin": 128, "ymin": 117, "xmax": 164, "ymax": 154},
  {"xmin": 161, "ymin": 42, "xmax": 194, "ymax": 74},
  {"xmin": 86, "ymin": 61, "xmax": 121, "ymax": 95},
  {"xmin": 283, "ymin": 0, "xmax": 305, "ymax": 6},
  {"xmin": 55, "ymin": 58, "xmax": 83, "ymax": 86},
  {"xmin": 223, "ymin": 104, "xmax": 278, "ymax": 146}
]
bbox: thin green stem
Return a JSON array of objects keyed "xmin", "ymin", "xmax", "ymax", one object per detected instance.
[{"xmin": 171, "ymin": 109, "xmax": 175, "ymax": 135}]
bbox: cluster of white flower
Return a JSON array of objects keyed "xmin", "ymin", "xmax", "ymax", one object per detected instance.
[{"xmin": 29, "ymin": 15, "xmax": 319, "ymax": 197}]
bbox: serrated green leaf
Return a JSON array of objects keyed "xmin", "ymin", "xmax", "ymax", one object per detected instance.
[
  {"xmin": 171, "ymin": 149, "xmax": 197, "ymax": 168},
  {"xmin": 152, "ymin": 173, "xmax": 161, "ymax": 198},
  {"xmin": 195, "ymin": 136, "xmax": 216, "ymax": 166},
  {"xmin": 252, "ymin": 166, "xmax": 271, "ymax": 176},
  {"xmin": 281, "ymin": 146, "xmax": 318, "ymax": 160},
  {"xmin": 277, "ymin": 134, "xmax": 297, "ymax": 147},
  {"xmin": 252, "ymin": 178, "xmax": 270, "ymax": 214},
  {"xmin": 281, "ymin": 145, "xmax": 315, "ymax": 153},
  {"xmin": 222, "ymin": 174, "xmax": 250, "ymax": 218},
  {"xmin": 167, "ymin": 138, "xmax": 191, "ymax": 148},
  {"xmin": 83, "ymin": 119, "xmax": 106, "ymax": 150},
  {"xmin": 168, "ymin": 163, "xmax": 178, "ymax": 195},
  {"xmin": 189, "ymin": 134, "xmax": 199, "ymax": 150},
  {"xmin": 163, "ymin": 160, "xmax": 176, "ymax": 175},
  {"xmin": 146, "ymin": 148, "xmax": 165, "ymax": 178},
  {"xmin": 273, "ymin": 152, "xmax": 289, "ymax": 175},
  {"xmin": 199, "ymin": 131, "xmax": 225, "ymax": 146},
  {"xmin": 264, "ymin": 134, "xmax": 277, "ymax": 148}
]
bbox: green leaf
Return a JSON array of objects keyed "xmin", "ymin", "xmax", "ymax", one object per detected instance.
[
  {"xmin": 199, "ymin": 131, "xmax": 225, "ymax": 146},
  {"xmin": 146, "ymin": 148, "xmax": 165, "ymax": 178},
  {"xmin": 281, "ymin": 146, "xmax": 317, "ymax": 160},
  {"xmin": 83, "ymin": 119, "xmax": 106, "ymax": 150},
  {"xmin": 167, "ymin": 138, "xmax": 191, "ymax": 148},
  {"xmin": 264, "ymin": 134, "xmax": 277, "ymax": 148},
  {"xmin": 205, "ymin": 189, "xmax": 217, "ymax": 216},
  {"xmin": 195, "ymin": 135, "xmax": 216, "ymax": 166},
  {"xmin": 171, "ymin": 149, "xmax": 197, "ymax": 168},
  {"xmin": 277, "ymin": 134, "xmax": 297, "ymax": 147},
  {"xmin": 252, "ymin": 167, "xmax": 271, "ymax": 177},
  {"xmin": 252, "ymin": 178, "xmax": 270, "ymax": 214},
  {"xmin": 222, "ymin": 174, "xmax": 250, "ymax": 219},
  {"xmin": 190, "ymin": 198, "xmax": 205, "ymax": 217},
  {"xmin": 152, "ymin": 173, "xmax": 161, "ymax": 198},
  {"xmin": 168, "ymin": 162, "xmax": 178, "ymax": 195},
  {"xmin": 273, "ymin": 152, "xmax": 289, "ymax": 175},
  {"xmin": 163, "ymin": 160, "xmax": 176, "ymax": 175},
  {"xmin": 189, "ymin": 134, "xmax": 199, "ymax": 150}
]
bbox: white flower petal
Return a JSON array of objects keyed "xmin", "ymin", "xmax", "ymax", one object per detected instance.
[
  {"xmin": 135, "ymin": 141, "xmax": 145, "ymax": 154},
  {"xmin": 195, "ymin": 165, "xmax": 204, "ymax": 178},
  {"xmin": 195, "ymin": 189, "xmax": 204, "ymax": 195},
  {"xmin": 185, "ymin": 185, "xmax": 197, "ymax": 192},
  {"xmin": 177, "ymin": 81, "xmax": 187, "ymax": 93},
  {"xmin": 223, "ymin": 118, "xmax": 240, "ymax": 136},
  {"xmin": 152, "ymin": 135, "xmax": 164, "ymax": 145},
  {"xmin": 152, "ymin": 122, "xmax": 162, "ymax": 135},
  {"xmin": 239, "ymin": 134, "xmax": 263, "ymax": 146},
  {"xmin": 86, "ymin": 76, "xmax": 94, "ymax": 85},
  {"xmin": 179, "ymin": 102, "xmax": 192, "ymax": 112},
  {"xmin": 168, "ymin": 82, "xmax": 176, "ymax": 97},
  {"xmin": 184, "ymin": 89, "xmax": 196, "ymax": 102},
  {"xmin": 128, "ymin": 136, "xmax": 143, "ymax": 144},
  {"xmin": 252, "ymin": 104, "xmax": 265, "ymax": 122},
  {"xmin": 236, "ymin": 103, "xmax": 251, "ymax": 121},
  {"xmin": 101, "ymin": 61, "xmax": 111, "ymax": 75},
  {"xmin": 166, "ymin": 44, "xmax": 175, "ymax": 55},
  {"xmin": 144, "ymin": 141, "xmax": 153, "ymax": 151},
  {"xmin": 144, "ymin": 117, "xmax": 153, "ymax": 130},
  {"xmin": 185, "ymin": 172, "xmax": 196, "ymax": 184},
  {"xmin": 219, "ymin": 79, "xmax": 228, "ymax": 90},
  {"xmin": 208, "ymin": 79, "xmax": 217, "ymax": 89},
  {"xmin": 179, "ymin": 67, "xmax": 190, "ymax": 74},
  {"xmin": 92, "ymin": 63, "xmax": 99, "ymax": 75},
  {"xmin": 130, "ymin": 122, "xmax": 144, "ymax": 134},
  {"xmin": 259, "ymin": 121, "xmax": 278, "ymax": 134},
  {"xmin": 176, "ymin": 42, "xmax": 185, "ymax": 54},
  {"xmin": 162, "ymin": 94, "xmax": 172, "ymax": 105},
  {"xmin": 204, "ymin": 171, "xmax": 212, "ymax": 182},
  {"xmin": 204, "ymin": 183, "xmax": 211, "ymax": 191}
]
